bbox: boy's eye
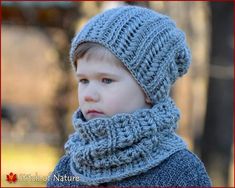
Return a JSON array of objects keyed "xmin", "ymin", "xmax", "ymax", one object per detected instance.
[
  {"xmin": 79, "ymin": 79, "xmax": 89, "ymax": 84},
  {"xmin": 102, "ymin": 78, "xmax": 113, "ymax": 84}
]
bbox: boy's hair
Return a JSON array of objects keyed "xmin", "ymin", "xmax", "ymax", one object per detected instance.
[
  {"xmin": 70, "ymin": 5, "xmax": 191, "ymax": 104},
  {"xmin": 74, "ymin": 42, "xmax": 126, "ymax": 70}
]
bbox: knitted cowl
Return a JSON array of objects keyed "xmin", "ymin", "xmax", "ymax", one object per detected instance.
[{"xmin": 64, "ymin": 97, "xmax": 187, "ymax": 185}]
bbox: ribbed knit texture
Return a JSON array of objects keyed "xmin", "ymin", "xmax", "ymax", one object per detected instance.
[
  {"xmin": 70, "ymin": 5, "xmax": 191, "ymax": 104},
  {"xmin": 63, "ymin": 98, "xmax": 187, "ymax": 185}
]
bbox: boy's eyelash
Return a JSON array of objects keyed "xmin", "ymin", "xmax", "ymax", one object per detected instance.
[
  {"xmin": 79, "ymin": 79, "xmax": 89, "ymax": 83},
  {"xmin": 102, "ymin": 78, "xmax": 114, "ymax": 84},
  {"xmin": 78, "ymin": 78, "xmax": 115, "ymax": 84}
]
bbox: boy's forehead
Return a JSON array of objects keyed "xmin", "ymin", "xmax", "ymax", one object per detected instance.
[
  {"xmin": 86, "ymin": 47, "xmax": 121, "ymax": 64},
  {"xmin": 76, "ymin": 55, "xmax": 128, "ymax": 76}
]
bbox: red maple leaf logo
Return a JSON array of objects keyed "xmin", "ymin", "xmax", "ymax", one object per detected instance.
[{"xmin": 6, "ymin": 172, "xmax": 17, "ymax": 183}]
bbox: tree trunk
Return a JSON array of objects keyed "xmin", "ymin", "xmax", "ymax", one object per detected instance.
[{"xmin": 201, "ymin": 2, "xmax": 234, "ymax": 186}]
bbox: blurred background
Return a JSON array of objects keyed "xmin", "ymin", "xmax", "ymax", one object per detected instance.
[{"xmin": 1, "ymin": 1, "xmax": 234, "ymax": 187}]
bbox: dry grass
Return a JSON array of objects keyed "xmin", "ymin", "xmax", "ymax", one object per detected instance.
[{"xmin": 1, "ymin": 143, "xmax": 59, "ymax": 187}]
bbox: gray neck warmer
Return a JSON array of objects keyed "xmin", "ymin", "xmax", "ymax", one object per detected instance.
[{"xmin": 64, "ymin": 97, "xmax": 187, "ymax": 185}]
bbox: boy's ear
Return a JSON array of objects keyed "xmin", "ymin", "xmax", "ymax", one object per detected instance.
[{"xmin": 145, "ymin": 96, "xmax": 152, "ymax": 104}]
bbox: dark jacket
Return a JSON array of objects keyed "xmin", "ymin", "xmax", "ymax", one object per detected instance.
[{"xmin": 47, "ymin": 149, "xmax": 212, "ymax": 187}]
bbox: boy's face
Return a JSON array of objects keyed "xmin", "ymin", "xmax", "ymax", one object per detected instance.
[{"xmin": 76, "ymin": 51, "xmax": 151, "ymax": 120}]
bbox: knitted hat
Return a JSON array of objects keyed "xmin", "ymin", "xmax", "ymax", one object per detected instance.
[{"xmin": 70, "ymin": 5, "xmax": 191, "ymax": 104}]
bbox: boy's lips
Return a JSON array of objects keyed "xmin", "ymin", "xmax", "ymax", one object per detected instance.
[{"xmin": 86, "ymin": 110, "xmax": 104, "ymax": 116}]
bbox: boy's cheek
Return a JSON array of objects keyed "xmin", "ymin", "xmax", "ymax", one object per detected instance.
[{"xmin": 103, "ymin": 95, "xmax": 128, "ymax": 116}]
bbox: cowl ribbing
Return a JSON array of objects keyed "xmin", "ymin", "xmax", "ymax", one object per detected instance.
[{"xmin": 64, "ymin": 97, "xmax": 187, "ymax": 185}]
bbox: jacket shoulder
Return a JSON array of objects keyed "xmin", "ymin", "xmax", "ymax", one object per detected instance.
[
  {"xmin": 108, "ymin": 149, "xmax": 212, "ymax": 186},
  {"xmin": 47, "ymin": 154, "xmax": 83, "ymax": 187},
  {"xmin": 167, "ymin": 149, "xmax": 212, "ymax": 186}
]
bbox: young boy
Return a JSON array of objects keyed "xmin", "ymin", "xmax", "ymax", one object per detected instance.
[{"xmin": 47, "ymin": 5, "xmax": 212, "ymax": 186}]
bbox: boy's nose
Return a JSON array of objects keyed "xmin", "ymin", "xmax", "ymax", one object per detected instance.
[
  {"xmin": 84, "ymin": 88, "xmax": 99, "ymax": 102},
  {"xmin": 84, "ymin": 94, "xmax": 99, "ymax": 102}
]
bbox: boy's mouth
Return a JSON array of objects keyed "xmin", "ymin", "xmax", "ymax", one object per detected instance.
[{"xmin": 86, "ymin": 110, "xmax": 104, "ymax": 116}]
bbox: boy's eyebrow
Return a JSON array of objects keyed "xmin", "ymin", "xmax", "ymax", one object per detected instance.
[
  {"xmin": 76, "ymin": 72, "xmax": 119, "ymax": 78},
  {"xmin": 76, "ymin": 73, "xmax": 85, "ymax": 78}
]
